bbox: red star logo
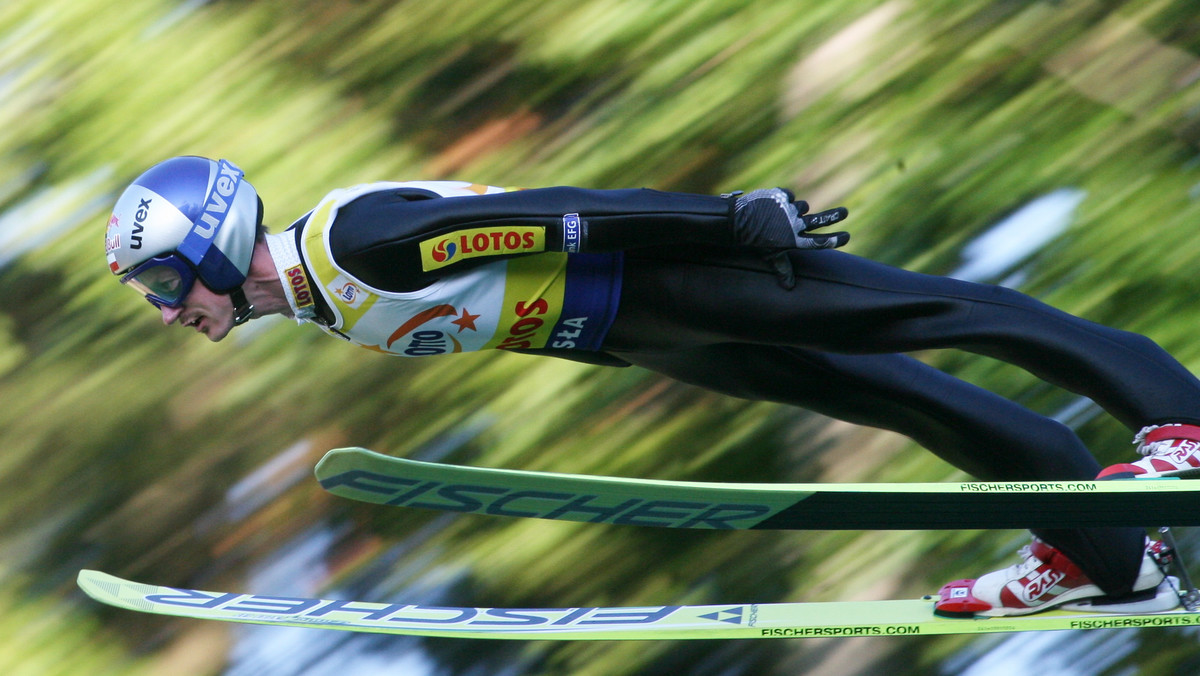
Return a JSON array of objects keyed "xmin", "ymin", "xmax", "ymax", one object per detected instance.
[{"xmin": 450, "ymin": 307, "xmax": 480, "ymax": 333}]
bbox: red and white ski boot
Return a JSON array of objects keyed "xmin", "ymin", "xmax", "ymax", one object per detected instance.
[
  {"xmin": 934, "ymin": 538, "xmax": 1178, "ymax": 617},
  {"xmin": 1098, "ymin": 424, "xmax": 1200, "ymax": 479}
]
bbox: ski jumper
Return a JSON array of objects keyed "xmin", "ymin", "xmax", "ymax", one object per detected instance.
[{"xmin": 272, "ymin": 181, "xmax": 1200, "ymax": 598}]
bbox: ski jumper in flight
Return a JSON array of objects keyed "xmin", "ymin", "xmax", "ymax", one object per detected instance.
[{"xmin": 105, "ymin": 156, "xmax": 1200, "ymax": 617}]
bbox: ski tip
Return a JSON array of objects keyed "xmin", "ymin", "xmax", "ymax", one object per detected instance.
[
  {"xmin": 76, "ymin": 569, "xmax": 111, "ymax": 602},
  {"xmin": 323, "ymin": 446, "xmax": 375, "ymax": 457},
  {"xmin": 322, "ymin": 447, "xmax": 384, "ymax": 461},
  {"xmin": 315, "ymin": 447, "xmax": 378, "ymax": 473}
]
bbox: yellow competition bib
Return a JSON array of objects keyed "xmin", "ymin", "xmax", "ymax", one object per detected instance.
[{"xmin": 484, "ymin": 253, "xmax": 568, "ymax": 351}]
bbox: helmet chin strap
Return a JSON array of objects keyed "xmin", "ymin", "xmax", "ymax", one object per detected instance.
[{"xmin": 230, "ymin": 287, "xmax": 255, "ymax": 325}]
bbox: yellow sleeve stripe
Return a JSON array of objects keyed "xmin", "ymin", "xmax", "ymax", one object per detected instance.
[{"xmin": 300, "ymin": 197, "xmax": 378, "ymax": 332}]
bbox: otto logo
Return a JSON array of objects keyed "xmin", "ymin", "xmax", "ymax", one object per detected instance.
[
  {"xmin": 336, "ymin": 283, "xmax": 359, "ymax": 304},
  {"xmin": 326, "ymin": 276, "xmax": 368, "ymax": 309},
  {"xmin": 386, "ymin": 304, "xmax": 465, "ymax": 356},
  {"xmin": 130, "ymin": 198, "xmax": 151, "ymax": 250},
  {"xmin": 400, "ymin": 329, "xmax": 454, "ymax": 357},
  {"xmin": 285, "ymin": 266, "xmax": 314, "ymax": 308},
  {"xmin": 420, "ymin": 226, "xmax": 545, "ymax": 271}
]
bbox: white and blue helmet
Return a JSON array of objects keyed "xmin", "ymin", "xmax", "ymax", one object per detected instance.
[{"xmin": 106, "ymin": 156, "xmax": 262, "ymax": 319}]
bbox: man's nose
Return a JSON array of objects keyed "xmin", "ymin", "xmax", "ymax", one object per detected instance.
[{"xmin": 161, "ymin": 305, "xmax": 183, "ymax": 325}]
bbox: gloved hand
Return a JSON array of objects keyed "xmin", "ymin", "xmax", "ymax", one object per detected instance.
[{"xmin": 732, "ymin": 188, "xmax": 849, "ymax": 250}]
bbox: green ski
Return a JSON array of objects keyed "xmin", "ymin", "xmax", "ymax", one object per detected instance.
[
  {"xmin": 77, "ymin": 570, "xmax": 1200, "ymax": 640},
  {"xmin": 315, "ymin": 447, "xmax": 1200, "ymax": 530}
]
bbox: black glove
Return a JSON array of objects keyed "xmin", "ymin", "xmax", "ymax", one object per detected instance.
[{"xmin": 732, "ymin": 188, "xmax": 849, "ymax": 250}]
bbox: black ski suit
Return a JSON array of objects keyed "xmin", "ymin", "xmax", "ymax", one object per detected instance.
[{"xmin": 316, "ymin": 185, "xmax": 1200, "ymax": 597}]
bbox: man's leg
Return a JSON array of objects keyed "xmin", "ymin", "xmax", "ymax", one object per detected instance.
[
  {"xmin": 610, "ymin": 248, "xmax": 1200, "ymax": 429},
  {"xmin": 616, "ymin": 343, "xmax": 1146, "ymax": 596}
]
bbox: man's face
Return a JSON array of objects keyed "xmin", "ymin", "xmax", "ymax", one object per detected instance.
[{"xmin": 158, "ymin": 282, "xmax": 236, "ymax": 342}]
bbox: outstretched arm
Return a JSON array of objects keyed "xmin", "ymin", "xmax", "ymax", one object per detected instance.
[{"xmin": 326, "ymin": 182, "xmax": 847, "ymax": 291}]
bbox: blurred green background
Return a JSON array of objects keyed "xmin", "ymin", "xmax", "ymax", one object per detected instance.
[{"xmin": 4, "ymin": 0, "xmax": 1200, "ymax": 673}]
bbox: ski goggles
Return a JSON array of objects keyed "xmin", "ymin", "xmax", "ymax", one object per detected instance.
[{"xmin": 120, "ymin": 253, "xmax": 198, "ymax": 309}]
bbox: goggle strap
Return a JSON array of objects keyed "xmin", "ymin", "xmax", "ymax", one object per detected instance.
[
  {"xmin": 230, "ymin": 287, "xmax": 254, "ymax": 325},
  {"xmin": 192, "ymin": 248, "xmax": 242, "ymax": 294}
]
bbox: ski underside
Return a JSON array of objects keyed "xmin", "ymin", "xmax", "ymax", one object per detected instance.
[
  {"xmin": 79, "ymin": 448, "xmax": 1200, "ymax": 638},
  {"xmin": 76, "ymin": 570, "xmax": 1200, "ymax": 640},
  {"xmin": 314, "ymin": 447, "xmax": 1200, "ymax": 530}
]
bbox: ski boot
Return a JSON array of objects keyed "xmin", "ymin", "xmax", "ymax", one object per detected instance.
[
  {"xmin": 1098, "ymin": 424, "xmax": 1200, "ymax": 479},
  {"xmin": 933, "ymin": 538, "xmax": 1179, "ymax": 617}
]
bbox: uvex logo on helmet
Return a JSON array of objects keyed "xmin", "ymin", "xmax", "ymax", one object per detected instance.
[
  {"xmin": 192, "ymin": 162, "xmax": 243, "ymax": 239},
  {"xmin": 130, "ymin": 198, "xmax": 151, "ymax": 249}
]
